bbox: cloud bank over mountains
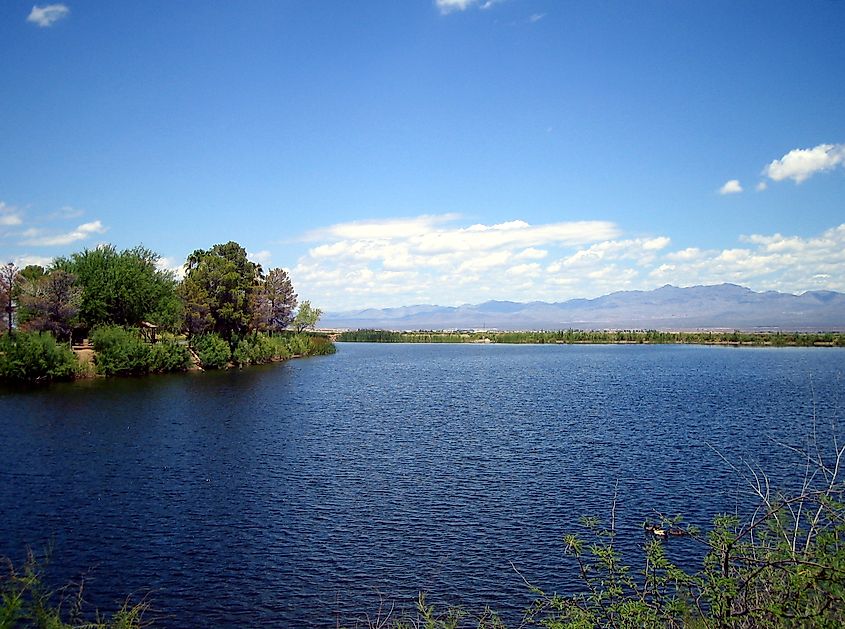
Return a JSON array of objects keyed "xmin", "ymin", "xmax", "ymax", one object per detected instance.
[{"xmin": 292, "ymin": 215, "xmax": 845, "ymax": 310}]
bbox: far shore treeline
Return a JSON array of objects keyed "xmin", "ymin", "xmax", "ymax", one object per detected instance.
[
  {"xmin": 338, "ymin": 328, "xmax": 845, "ymax": 346},
  {"xmin": 0, "ymin": 242, "xmax": 333, "ymax": 383}
]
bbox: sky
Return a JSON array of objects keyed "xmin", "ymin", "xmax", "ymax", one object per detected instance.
[{"xmin": 1, "ymin": 0, "xmax": 844, "ymax": 311}]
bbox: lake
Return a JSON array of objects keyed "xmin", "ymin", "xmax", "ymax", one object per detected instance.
[{"xmin": 1, "ymin": 343, "xmax": 843, "ymax": 626}]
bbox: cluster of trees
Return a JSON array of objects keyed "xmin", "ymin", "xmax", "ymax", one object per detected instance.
[
  {"xmin": 1, "ymin": 242, "xmax": 320, "ymax": 343},
  {"xmin": 0, "ymin": 242, "xmax": 328, "ymax": 381},
  {"xmin": 338, "ymin": 328, "xmax": 845, "ymax": 346}
]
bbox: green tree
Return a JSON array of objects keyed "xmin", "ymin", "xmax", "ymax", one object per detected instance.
[
  {"xmin": 181, "ymin": 241, "xmax": 262, "ymax": 343},
  {"xmin": 292, "ymin": 300, "xmax": 322, "ymax": 333},
  {"xmin": 254, "ymin": 267, "xmax": 297, "ymax": 333},
  {"xmin": 54, "ymin": 245, "xmax": 180, "ymax": 331},
  {"xmin": 1, "ymin": 262, "xmax": 18, "ymax": 335},
  {"xmin": 13, "ymin": 264, "xmax": 47, "ymax": 327},
  {"xmin": 18, "ymin": 269, "xmax": 81, "ymax": 342}
]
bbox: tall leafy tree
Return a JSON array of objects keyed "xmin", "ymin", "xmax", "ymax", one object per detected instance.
[
  {"xmin": 181, "ymin": 241, "xmax": 262, "ymax": 342},
  {"xmin": 292, "ymin": 300, "xmax": 322, "ymax": 333},
  {"xmin": 18, "ymin": 269, "xmax": 81, "ymax": 342},
  {"xmin": 254, "ymin": 267, "xmax": 297, "ymax": 333},
  {"xmin": 54, "ymin": 245, "xmax": 181, "ymax": 330},
  {"xmin": 1, "ymin": 262, "xmax": 19, "ymax": 335}
]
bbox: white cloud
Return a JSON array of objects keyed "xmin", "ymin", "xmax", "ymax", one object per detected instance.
[
  {"xmin": 435, "ymin": 0, "xmax": 476, "ymax": 13},
  {"xmin": 514, "ymin": 247, "xmax": 548, "ymax": 260},
  {"xmin": 528, "ymin": 13, "xmax": 546, "ymax": 23},
  {"xmin": 665, "ymin": 247, "xmax": 704, "ymax": 262},
  {"xmin": 13, "ymin": 254, "xmax": 54, "ymax": 268},
  {"xmin": 155, "ymin": 257, "xmax": 186, "ymax": 279},
  {"xmin": 27, "ymin": 4, "xmax": 70, "ymax": 27},
  {"xmin": 755, "ymin": 181, "xmax": 767, "ymax": 191},
  {"xmin": 646, "ymin": 224, "xmax": 845, "ymax": 293},
  {"xmin": 0, "ymin": 202, "xmax": 23, "ymax": 227},
  {"xmin": 435, "ymin": 0, "xmax": 504, "ymax": 14},
  {"xmin": 547, "ymin": 237, "xmax": 670, "ymax": 272},
  {"xmin": 21, "ymin": 220, "xmax": 106, "ymax": 246},
  {"xmin": 290, "ymin": 214, "xmax": 651, "ymax": 309},
  {"xmin": 248, "ymin": 249, "xmax": 273, "ymax": 267},
  {"xmin": 505, "ymin": 263, "xmax": 542, "ymax": 278},
  {"xmin": 764, "ymin": 143, "xmax": 845, "ymax": 183},
  {"xmin": 719, "ymin": 179, "xmax": 743, "ymax": 195},
  {"xmin": 290, "ymin": 213, "xmax": 845, "ymax": 310}
]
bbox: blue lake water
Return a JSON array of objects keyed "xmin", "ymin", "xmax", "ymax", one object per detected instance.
[{"xmin": 1, "ymin": 343, "xmax": 843, "ymax": 626}]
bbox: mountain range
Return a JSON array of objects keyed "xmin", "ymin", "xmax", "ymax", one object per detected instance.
[{"xmin": 321, "ymin": 284, "xmax": 845, "ymax": 331}]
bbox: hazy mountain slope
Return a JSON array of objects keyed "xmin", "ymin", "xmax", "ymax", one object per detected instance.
[{"xmin": 321, "ymin": 284, "xmax": 845, "ymax": 331}]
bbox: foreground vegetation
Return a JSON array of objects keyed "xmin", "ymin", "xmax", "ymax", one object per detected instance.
[
  {"xmin": 0, "ymin": 551, "xmax": 149, "ymax": 629},
  {"xmin": 0, "ymin": 243, "xmax": 332, "ymax": 383},
  {"xmin": 338, "ymin": 328, "xmax": 845, "ymax": 347}
]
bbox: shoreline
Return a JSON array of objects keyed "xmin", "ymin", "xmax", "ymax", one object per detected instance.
[{"xmin": 336, "ymin": 329, "xmax": 844, "ymax": 347}]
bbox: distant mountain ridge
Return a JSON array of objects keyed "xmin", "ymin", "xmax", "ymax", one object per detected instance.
[{"xmin": 321, "ymin": 284, "xmax": 845, "ymax": 331}]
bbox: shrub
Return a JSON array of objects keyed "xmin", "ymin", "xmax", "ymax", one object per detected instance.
[
  {"xmin": 191, "ymin": 333, "xmax": 230, "ymax": 369},
  {"xmin": 307, "ymin": 335, "xmax": 337, "ymax": 356},
  {"xmin": 148, "ymin": 340, "xmax": 192, "ymax": 373},
  {"xmin": 285, "ymin": 333, "xmax": 311, "ymax": 356},
  {"xmin": 232, "ymin": 333, "xmax": 275, "ymax": 367},
  {"xmin": 0, "ymin": 331, "xmax": 78, "ymax": 382},
  {"xmin": 0, "ymin": 549, "xmax": 149, "ymax": 628},
  {"xmin": 90, "ymin": 326, "xmax": 150, "ymax": 376},
  {"xmin": 267, "ymin": 335, "xmax": 292, "ymax": 360}
]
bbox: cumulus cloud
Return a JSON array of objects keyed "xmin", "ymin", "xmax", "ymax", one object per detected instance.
[
  {"xmin": 0, "ymin": 202, "xmax": 23, "ymax": 227},
  {"xmin": 719, "ymin": 179, "xmax": 743, "ymax": 195},
  {"xmin": 649, "ymin": 224, "xmax": 845, "ymax": 293},
  {"xmin": 292, "ymin": 214, "xmax": 635, "ymax": 309},
  {"xmin": 14, "ymin": 254, "xmax": 54, "ymax": 268},
  {"xmin": 27, "ymin": 3, "xmax": 70, "ymax": 27},
  {"xmin": 547, "ymin": 237, "xmax": 670, "ymax": 273},
  {"xmin": 514, "ymin": 247, "xmax": 548, "ymax": 260},
  {"xmin": 435, "ymin": 0, "xmax": 503, "ymax": 14},
  {"xmin": 248, "ymin": 249, "xmax": 273, "ymax": 268},
  {"xmin": 764, "ymin": 143, "xmax": 845, "ymax": 183},
  {"xmin": 756, "ymin": 181, "xmax": 767, "ymax": 191},
  {"xmin": 435, "ymin": 0, "xmax": 476, "ymax": 13},
  {"xmin": 291, "ymin": 214, "xmax": 845, "ymax": 310},
  {"xmin": 155, "ymin": 256, "xmax": 186, "ymax": 279},
  {"xmin": 21, "ymin": 220, "xmax": 106, "ymax": 246}
]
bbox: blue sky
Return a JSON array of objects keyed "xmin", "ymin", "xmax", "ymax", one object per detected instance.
[{"xmin": 1, "ymin": 0, "xmax": 844, "ymax": 310}]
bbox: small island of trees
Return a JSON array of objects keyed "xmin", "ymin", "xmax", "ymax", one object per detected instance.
[{"xmin": 0, "ymin": 241, "xmax": 333, "ymax": 383}]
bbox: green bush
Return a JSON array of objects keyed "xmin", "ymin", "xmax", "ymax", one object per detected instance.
[
  {"xmin": 90, "ymin": 326, "xmax": 151, "ymax": 376},
  {"xmin": 0, "ymin": 331, "xmax": 78, "ymax": 382},
  {"xmin": 232, "ymin": 333, "xmax": 275, "ymax": 367},
  {"xmin": 267, "ymin": 335, "xmax": 292, "ymax": 360},
  {"xmin": 147, "ymin": 340, "xmax": 192, "ymax": 373},
  {"xmin": 285, "ymin": 333, "xmax": 311, "ymax": 356},
  {"xmin": 191, "ymin": 333, "xmax": 230, "ymax": 369},
  {"xmin": 306, "ymin": 335, "xmax": 337, "ymax": 356}
]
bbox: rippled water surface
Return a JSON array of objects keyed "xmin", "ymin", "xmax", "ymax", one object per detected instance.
[{"xmin": 1, "ymin": 343, "xmax": 843, "ymax": 626}]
